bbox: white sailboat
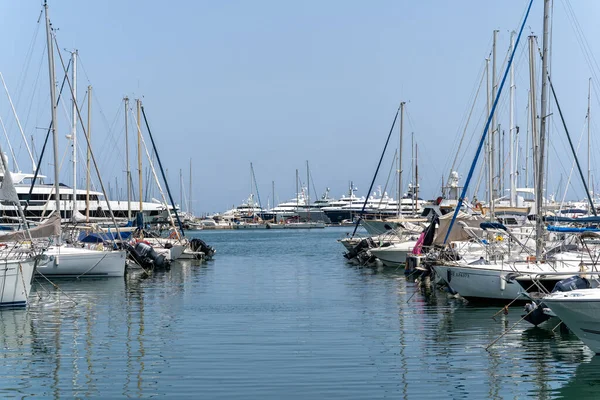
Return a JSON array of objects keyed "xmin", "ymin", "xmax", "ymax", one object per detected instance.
[{"xmin": 38, "ymin": 6, "xmax": 126, "ymax": 278}]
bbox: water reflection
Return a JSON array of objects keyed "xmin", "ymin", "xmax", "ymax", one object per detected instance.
[
  {"xmin": 1, "ymin": 228, "xmax": 599, "ymax": 398},
  {"xmin": 0, "ymin": 261, "xmax": 215, "ymax": 397},
  {"xmin": 553, "ymin": 356, "xmax": 600, "ymax": 398}
]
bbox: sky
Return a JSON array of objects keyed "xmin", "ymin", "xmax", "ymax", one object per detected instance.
[{"xmin": 1, "ymin": 0, "xmax": 600, "ymax": 214}]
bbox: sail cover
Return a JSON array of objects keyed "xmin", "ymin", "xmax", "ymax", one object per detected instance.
[
  {"xmin": 0, "ymin": 214, "xmax": 61, "ymax": 242},
  {"xmin": 434, "ymin": 211, "xmax": 484, "ymax": 245}
]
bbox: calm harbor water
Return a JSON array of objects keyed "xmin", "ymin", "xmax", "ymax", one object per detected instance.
[{"xmin": 0, "ymin": 227, "xmax": 598, "ymax": 398}]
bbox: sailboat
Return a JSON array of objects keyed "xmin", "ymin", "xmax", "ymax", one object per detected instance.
[
  {"xmin": 427, "ymin": 1, "xmax": 599, "ymax": 301},
  {"xmin": 0, "ymin": 155, "xmax": 47, "ymax": 306},
  {"xmin": 36, "ymin": 3, "xmax": 126, "ymax": 277}
]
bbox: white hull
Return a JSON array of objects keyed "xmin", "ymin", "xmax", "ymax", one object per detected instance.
[
  {"xmin": 233, "ymin": 223, "xmax": 267, "ymax": 229},
  {"xmin": 0, "ymin": 257, "xmax": 37, "ymax": 306},
  {"xmin": 38, "ymin": 247, "xmax": 126, "ymax": 277},
  {"xmin": 361, "ymin": 220, "xmax": 400, "ymax": 236},
  {"xmin": 168, "ymin": 244, "xmax": 185, "ymax": 260},
  {"xmin": 369, "ymin": 241, "xmax": 417, "ymax": 267},
  {"xmin": 432, "ymin": 264, "xmax": 524, "ymax": 300},
  {"xmin": 544, "ymin": 289, "xmax": 600, "ymax": 354},
  {"xmin": 143, "ymin": 238, "xmax": 186, "ymax": 261}
]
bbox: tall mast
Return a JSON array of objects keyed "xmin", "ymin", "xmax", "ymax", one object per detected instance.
[
  {"xmin": 486, "ymin": 57, "xmax": 494, "ymax": 217},
  {"xmin": 412, "ymin": 132, "xmax": 415, "ymax": 214},
  {"xmin": 296, "ymin": 169, "xmax": 299, "ymax": 210},
  {"xmin": 398, "ymin": 101, "xmax": 405, "ymax": 217},
  {"xmin": 536, "ymin": 0, "xmax": 551, "ymax": 259},
  {"xmin": 86, "ymin": 85, "xmax": 91, "ymax": 222},
  {"xmin": 188, "ymin": 158, "xmax": 192, "ymax": 215},
  {"xmin": 272, "ymin": 180, "xmax": 275, "ymax": 211},
  {"xmin": 124, "ymin": 96, "xmax": 131, "ymax": 219},
  {"xmin": 510, "ymin": 31, "xmax": 516, "ymax": 206},
  {"xmin": 137, "ymin": 99, "xmax": 143, "ymax": 213},
  {"xmin": 415, "ymin": 141, "xmax": 419, "ymax": 213},
  {"xmin": 525, "ymin": 91, "xmax": 530, "ymax": 189},
  {"xmin": 179, "ymin": 168, "xmax": 183, "ymax": 213},
  {"xmin": 71, "ymin": 50, "xmax": 78, "ymax": 215},
  {"xmin": 588, "ymin": 77, "xmax": 592, "ymax": 196},
  {"xmin": 306, "ymin": 160, "xmax": 311, "ymax": 222},
  {"xmin": 44, "ymin": 2, "xmax": 61, "ymax": 228},
  {"xmin": 528, "ymin": 36, "xmax": 538, "ymax": 197},
  {"xmin": 491, "ymin": 29, "xmax": 498, "ymax": 206}
]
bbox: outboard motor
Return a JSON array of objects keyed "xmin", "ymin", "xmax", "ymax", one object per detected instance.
[
  {"xmin": 123, "ymin": 241, "xmax": 170, "ymax": 270},
  {"xmin": 552, "ymin": 275, "xmax": 590, "ymax": 293},
  {"xmin": 343, "ymin": 238, "xmax": 374, "ymax": 260},
  {"xmin": 523, "ymin": 275, "xmax": 590, "ymax": 327},
  {"xmin": 189, "ymin": 238, "xmax": 216, "ymax": 260}
]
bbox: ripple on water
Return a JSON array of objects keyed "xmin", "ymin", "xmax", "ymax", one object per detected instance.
[{"xmin": 0, "ymin": 229, "xmax": 597, "ymax": 397}]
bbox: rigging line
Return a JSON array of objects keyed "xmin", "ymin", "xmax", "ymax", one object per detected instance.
[
  {"xmin": 140, "ymin": 105, "xmax": 186, "ymax": 238},
  {"xmin": 309, "ymin": 168, "xmax": 318, "ymax": 203},
  {"xmin": 351, "ymin": 104, "xmax": 401, "ymax": 238},
  {"xmin": 443, "ymin": 0, "xmax": 534, "ymax": 245},
  {"xmin": 531, "ymin": 35, "xmax": 596, "ymax": 212},
  {"xmin": 559, "ymin": 120, "xmax": 587, "ymax": 212},
  {"xmin": 448, "ymin": 62, "xmax": 486, "ymax": 182},
  {"xmin": 377, "ymin": 149, "xmax": 397, "ymax": 211},
  {"xmin": 21, "ymin": 44, "xmax": 47, "ymax": 141},
  {"xmin": 23, "ymin": 58, "xmax": 71, "ymax": 216},
  {"xmin": 250, "ymin": 163, "xmax": 262, "ymax": 210},
  {"xmin": 0, "ymin": 115, "xmax": 19, "ymax": 171},
  {"xmin": 0, "ymin": 72, "xmax": 36, "ymax": 170},
  {"xmin": 442, "ymin": 59, "xmax": 487, "ymax": 175},
  {"xmin": 560, "ymin": 0, "xmax": 600, "ymax": 106},
  {"xmin": 14, "ymin": 9, "xmax": 42, "ymax": 110},
  {"xmin": 548, "ymin": 78, "xmax": 596, "ymax": 214},
  {"xmin": 95, "ymin": 99, "xmax": 125, "ymax": 171},
  {"xmin": 53, "ymin": 34, "xmax": 123, "ymax": 240},
  {"xmin": 455, "ymin": 98, "xmax": 489, "ymax": 175}
]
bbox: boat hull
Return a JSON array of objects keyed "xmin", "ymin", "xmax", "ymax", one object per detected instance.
[
  {"xmin": 0, "ymin": 257, "xmax": 38, "ymax": 307},
  {"xmin": 38, "ymin": 247, "xmax": 126, "ymax": 277},
  {"xmin": 369, "ymin": 241, "xmax": 417, "ymax": 267},
  {"xmin": 432, "ymin": 264, "xmax": 523, "ymax": 301},
  {"xmin": 544, "ymin": 291, "xmax": 600, "ymax": 354}
]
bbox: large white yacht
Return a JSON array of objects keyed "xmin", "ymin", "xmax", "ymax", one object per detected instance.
[{"xmin": 1, "ymin": 172, "xmax": 173, "ymax": 225}]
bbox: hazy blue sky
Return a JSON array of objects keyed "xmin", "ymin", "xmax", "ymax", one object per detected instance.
[{"xmin": 1, "ymin": 0, "xmax": 600, "ymax": 214}]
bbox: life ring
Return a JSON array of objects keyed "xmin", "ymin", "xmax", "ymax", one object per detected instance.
[{"xmin": 136, "ymin": 239, "xmax": 150, "ymax": 245}]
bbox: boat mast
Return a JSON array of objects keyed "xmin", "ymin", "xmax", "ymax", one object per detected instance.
[
  {"xmin": 86, "ymin": 85, "xmax": 91, "ymax": 222},
  {"xmin": 71, "ymin": 50, "xmax": 77, "ymax": 216},
  {"xmin": 528, "ymin": 36, "xmax": 538, "ymax": 198},
  {"xmin": 536, "ymin": 0, "xmax": 551, "ymax": 259},
  {"xmin": 510, "ymin": 31, "xmax": 516, "ymax": 206},
  {"xmin": 412, "ymin": 132, "xmax": 415, "ymax": 215},
  {"xmin": 44, "ymin": 2, "xmax": 61, "ymax": 230},
  {"xmin": 306, "ymin": 160, "xmax": 310, "ymax": 222},
  {"xmin": 491, "ymin": 29, "xmax": 498, "ymax": 207},
  {"xmin": 588, "ymin": 77, "xmax": 592, "ymax": 196},
  {"xmin": 486, "ymin": 57, "xmax": 494, "ymax": 217},
  {"xmin": 188, "ymin": 158, "xmax": 192, "ymax": 215},
  {"xmin": 137, "ymin": 99, "xmax": 143, "ymax": 213},
  {"xmin": 415, "ymin": 141, "xmax": 419, "ymax": 214},
  {"xmin": 179, "ymin": 168, "xmax": 183, "ymax": 213},
  {"xmin": 124, "ymin": 96, "xmax": 131, "ymax": 220},
  {"xmin": 398, "ymin": 101, "xmax": 405, "ymax": 217}
]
